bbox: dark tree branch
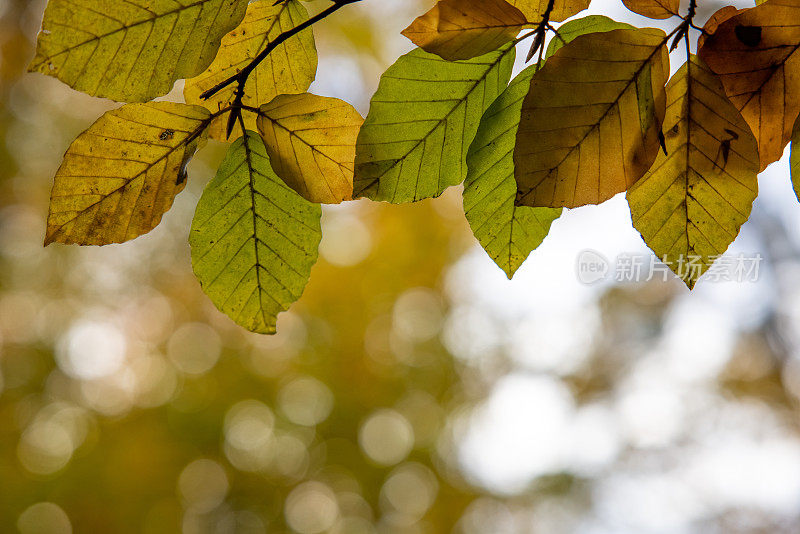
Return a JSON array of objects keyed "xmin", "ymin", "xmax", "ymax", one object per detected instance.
[
  {"xmin": 525, "ymin": 0, "xmax": 556, "ymax": 63},
  {"xmin": 670, "ymin": 0, "xmax": 698, "ymax": 52},
  {"xmin": 198, "ymin": 0, "xmax": 365, "ymax": 138}
]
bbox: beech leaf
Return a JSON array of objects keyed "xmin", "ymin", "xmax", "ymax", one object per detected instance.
[
  {"xmin": 185, "ymin": 0, "xmax": 317, "ymax": 142},
  {"xmin": 189, "ymin": 131, "xmax": 322, "ymax": 335},
  {"xmin": 353, "ymin": 45, "xmax": 515, "ymax": 204},
  {"xmin": 621, "ymin": 0, "xmax": 680, "ymax": 19},
  {"xmin": 464, "ymin": 65, "xmax": 561, "ymax": 279},
  {"xmin": 627, "ymin": 56, "xmax": 760, "ymax": 289},
  {"xmin": 463, "ymin": 15, "xmax": 631, "ymax": 278},
  {"xmin": 699, "ymin": 0, "xmax": 800, "ymax": 170},
  {"xmin": 401, "ymin": 0, "xmax": 528, "ymax": 61},
  {"xmin": 29, "ymin": 0, "xmax": 248, "ymax": 102},
  {"xmin": 514, "ymin": 28, "xmax": 669, "ymax": 208},
  {"xmin": 257, "ymin": 93, "xmax": 363, "ymax": 204},
  {"xmin": 46, "ymin": 102, "xmax": 211, "ymax": 246},
  {"xmin": 508, "ymin": 0, "xmax": 591, "ymax": 22}
]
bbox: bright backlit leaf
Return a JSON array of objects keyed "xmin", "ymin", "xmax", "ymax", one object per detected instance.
[
  {"xmin": 514, "ymin": 28, "xmax": 669, "ymax": 208},
  {"xmin": 354, "ymin": 45, "xmax": 515, "ymax": 204},
  {"xmin": 30, "ymin": 0, "xmax": 248, "ymax": 102},
  {"xmin": 190, "ymin": 131, "xmax": 322, "ymax": 335},
  {"xmin": 46, "ymin": 102, "xmax": 210, "ymax": 246},
  {"xmin": 185, "ymin": 0, "xmax": 317, "ymax": 142},
  {"xmin": 257, "ymin": 93, "xmax": 363, "ymax": 204},
  {"xmin": 401, "ymin": 0, "xmax": 528, "ymax": 61},
  {"xmin": 627, "ymin": 56, "xmax": 759, "ymax": 289},
  {"xmin": 463, "ymin": 16, "xmax": 631, "ymax": 278},
  {"xmin": 464, "ymin": 65, "xmax": 561, "ymax": 279},
  {"xmin": 699, "ymin": 0, "xmax": 800, "ymax": 170}
]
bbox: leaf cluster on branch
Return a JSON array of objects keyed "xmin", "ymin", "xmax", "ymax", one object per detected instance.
[{"xmin": 28, "ymin": 0, "xmax": 800, "ymax": 333}]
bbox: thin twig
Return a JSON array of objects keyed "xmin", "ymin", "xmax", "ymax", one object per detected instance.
[
  {"xmin": 201, "ymin": 0, "xmax": 363, "ymax": 101},
  {"xmin": 525, "ymin": 0, "xmax": 556, "ymax": 62},
  {"xmin": 199, "ymin": 0, "xmax": 364, "ymax": 138}
]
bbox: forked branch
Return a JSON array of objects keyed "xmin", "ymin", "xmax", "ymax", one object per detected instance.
[{"xmin": 199, "ymin": 0, "xmax": 365, "ymax": 137}]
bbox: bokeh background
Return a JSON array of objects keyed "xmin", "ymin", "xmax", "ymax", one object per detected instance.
[{"xmin": 2, "ymin": 0, "xmax": 800, "ymax": 532}]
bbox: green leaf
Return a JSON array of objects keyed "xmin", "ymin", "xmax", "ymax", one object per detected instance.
[
  {"xmin": 190, "ymin": 131, "xmax": 321, "ymax": 335},
  {"xmin": 545, "ymin": 15, "xmax": 635, "ymax": 58},
  {"xmin": 185, "ymin": 0, "xmax": 317, "ymax": 142},
  {"xmin": 464, "ymin": 65, "xmax": 561, "ymax": 279},
  {"xmin": 464, "ymin": 16, "xmax": 633, "ymax": 278},
  {"xmin": 46, "ymin": 102, "xmax": 211, "ymax": 246},
  {"xmin": 627, "ymin": 56, "xmax": 760, "ymax": 289},
  {"xmin": 29, "ymin": 0, "xmax": 248, "ymax": 102},
  {"xmin": 354, "ymin": 45, "xmax": 515, "ymax": 204}
]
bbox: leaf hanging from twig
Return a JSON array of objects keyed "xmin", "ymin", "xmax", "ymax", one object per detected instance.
[
  {"xmin": 627, "ymin": 56, "xmax": 760, "ymax": 289},
  {"xmin": 699, "ymin": 0, "xmax": 800, "ymax": 170},
  {"xmin": 46, "ymin": 102, "xmax": 210, "ymax": 246},
  {"xmin": 190, "ymin": 132, "xmax": 322, "ymax": 335},
  {"xmin": 354, "ymin": 45, "xmax": 515, "ymax": 204},
  {"xmin": 29, "ymin": 0, "xmax": 249, "ymax": 102},
  {"xmin": 257, "ymin": 93, "xmax": 363, "ymax": 204},
  {"xmin": 514, "ymin": 28, "xmax": 670, "ymax": 208},
  {"xmin": 185, "ymin": 0, "xmax": 317, "ymax": 142},
  {"xmin": 401, "ymin": 0, "xmax": 528, "ymax": 61}
]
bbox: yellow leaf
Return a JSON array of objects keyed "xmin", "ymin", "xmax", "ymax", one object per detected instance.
[
  {"xmin": 699, "ymin": 0, "xmax": 800, "ymax": 170},
  {"xmin": 514, "ymin": 28, "xmax": 669, "ymax": 208},
  {"xmin": 508, "ymin": 0, "xmax": 590, "ymax": 22},
  {"xmin": 29, "ymin": 0, "xmax": 248, "ymax": 102},
  {"xmin": 257, "ymin": 93, "xmax": 363, "ymax": 204},
  {"xmin": 46, "ymin": 103, "xmax": 211, "ymax": 246},
  {"xmin": 621, "ymin": 0, "xmax": 679, "ymax": 19},
  {"xmin": 627, "ymin": 56, "xmax": 759, "ymax": 289},
  {"xmin": 401, "ymin": 0, "xmax": 528, "ymax": 60},
  {"xmin": 185, "ymin": 0, "xmax": 317, "ymax": 142}
]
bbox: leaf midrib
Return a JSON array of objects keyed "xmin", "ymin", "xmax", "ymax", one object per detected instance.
[
  {"xmin": 358, "ymin": 46, "xmax": 513, "ymax": 194},
  {"xmin": 536, "ymin": 32, "xmax": 666, "ymax": 183}
]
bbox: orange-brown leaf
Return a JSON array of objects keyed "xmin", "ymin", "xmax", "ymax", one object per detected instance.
[
  {"xmin": 699, "ymin": 0, "xmax": 800, "ymax": 170},
  {"xmin": 621, "ymin": 0, "xmax": 679, "ymax": 19},
  {"xmin": 514, "ymin": 28, "xmax": 669, "ymax": 208},
  {"xmin": 401, "ymin": 0, "xmax": 528, "ymax": 60}
]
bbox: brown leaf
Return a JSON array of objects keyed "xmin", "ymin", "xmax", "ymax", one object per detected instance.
[
  {"xmin": 621, "ymin": 0, "xmax": 679, "ymax": 19},
  {"xmin": 697, "ymin": 6, "xmax": 745, "ymax": 49},
  {"xmin": 514, "ymin": 28, "xmax": 669, "ymax": 208},
  {"xmin": 401, "ymin": 0, "xmax": 528, "ymax": 60},
  {"xmin": 699, "ymin": 0, "xmax": 800, "ymax": 170}
]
